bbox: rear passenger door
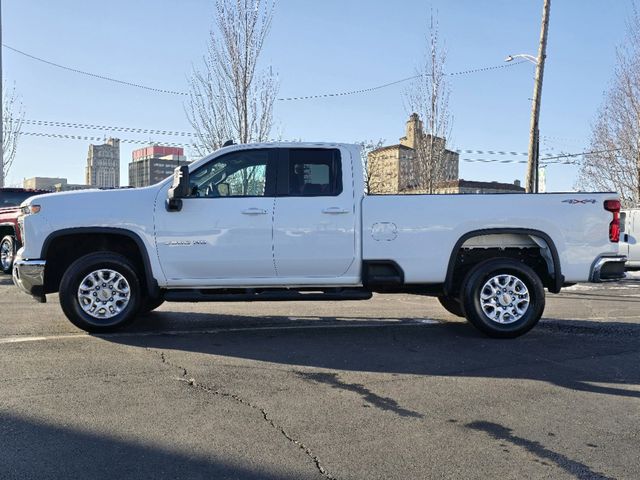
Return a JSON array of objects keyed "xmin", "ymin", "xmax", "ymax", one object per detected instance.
[{"xmin": 273, "ymin": 147, "xmax": 357, "ymax": 278}]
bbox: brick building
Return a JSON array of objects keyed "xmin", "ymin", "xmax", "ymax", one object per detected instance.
[
  {"xmin": 367, "ymin": 113, "xmax": 459, "ymax": 194},
  {"xmin": 128, "ymin": 145, "xmax": 189, "ymax": 187}
]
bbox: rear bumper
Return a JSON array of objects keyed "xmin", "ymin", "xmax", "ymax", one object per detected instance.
[
  {"xmin": 12, "ymin": 252, "xmax": 46, "ymax": 302},
  {"xmin": 590, "ymin": 255, "xmax": 627, "ymax": 282}
]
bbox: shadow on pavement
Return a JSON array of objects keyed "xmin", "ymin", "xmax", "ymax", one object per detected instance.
[
  {"xmin": 466, "ymin": 421, "xmax": 614, "ymax": 480},
  {"xmin": 0, "ymin": 276, "xmax": 14, "ymax": 286},
  {"xmin": 102, "ymin": 311, "xmax": 640, "ymax": 400},
  {"xmin": 0, "ymin": 413, "xmax": 299, "ymax": 480}
]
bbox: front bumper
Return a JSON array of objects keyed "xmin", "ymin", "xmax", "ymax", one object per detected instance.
[
  {"xmin": 590, "ymin": 255, "xmax": 627, "ymax": 282},
  {"xmin": 12, "ymin": 253, "xmax": 46, "ymax": 302}
]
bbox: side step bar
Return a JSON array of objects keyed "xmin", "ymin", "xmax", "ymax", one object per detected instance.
[{"xmin": 163, "ymin": 288, "xmax": 373, "ymax": 303}]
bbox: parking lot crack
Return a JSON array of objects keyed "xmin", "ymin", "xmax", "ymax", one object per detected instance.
[{"xmin": 147, "ymin": 348, "xmax": 336, "ymax": 479}]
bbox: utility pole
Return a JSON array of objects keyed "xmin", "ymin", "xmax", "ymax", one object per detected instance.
[{"xmin": 525, "ymin": 0, "xmax": 551, "ymax": 193}]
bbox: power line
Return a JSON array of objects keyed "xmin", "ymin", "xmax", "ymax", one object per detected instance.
[
  {"xmin": 2, "ymin": 44, "xmax": 189, "ymax": 96},
  {"xmin": 19, "ymin": 119, "xmax": 591, "ymax": 159},
  {"xmin": 275, "ymin": 62, "xmax": 527, "ymax": 101},
  {"xmin": 4, "ymin": 42, "xmax": 527, "ymax": 101},
  {"xmin": 21, "ymin": 131, "xmax": 192, "ymax": 148},
  {"xmin": 23, "ymin": 129, "xmax": 612, "ymax": 165},
  {"xmin": 22, "ymin": 119, "xmax": 195, "ymax": 137}
]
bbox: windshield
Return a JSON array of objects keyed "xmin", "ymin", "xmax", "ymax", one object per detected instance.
[{"xmin": 0, "ymin": 191, "xmax": 39, "ymax": 208}]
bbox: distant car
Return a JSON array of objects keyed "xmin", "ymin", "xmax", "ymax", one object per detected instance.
[
  {"xmin": 620, "ymin": 208, "xmax": 640, "ymax": 270},
  {"xmin": 0, "ymin": 188, "xmax": 50, "ymax": 274}
]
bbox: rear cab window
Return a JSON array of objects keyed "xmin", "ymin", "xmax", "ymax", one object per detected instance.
[{"xmin": 284, "ymin": 148, "xmax": 342, "ymax": 197}]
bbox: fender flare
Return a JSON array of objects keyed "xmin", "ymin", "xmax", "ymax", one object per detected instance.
[
  {"xmin": 444, "ymin": 228, "xmax": 563, "ymax": 295},
  {"xmin": 41, "ymin": 227, "xmax": 159, "ymax": 297}
]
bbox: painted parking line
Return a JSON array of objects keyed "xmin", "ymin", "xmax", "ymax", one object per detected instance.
[{"xmin": 0, "ymin": 319, "xmax": 441, "ymax": 344}]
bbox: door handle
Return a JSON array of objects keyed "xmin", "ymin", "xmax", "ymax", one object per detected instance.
[
  {"xmin": 241, "ymin": 208, "xmax": 268, "ymax": 215},
  {"xmin": 322, "ymin": 207, "xmax": 350, "ymax": 214}
]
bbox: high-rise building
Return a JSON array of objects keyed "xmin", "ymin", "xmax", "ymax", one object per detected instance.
[
  {"xmin": 128, "ymin": 145, "xmax": 189, "ymax": 187},
  {"xmin": 86, "ymin": 138, "xmax": 120, "ymax": 188}
]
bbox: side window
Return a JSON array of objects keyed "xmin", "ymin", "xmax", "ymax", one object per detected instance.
[
  {"xmin": 620, "ymin": 212, "xmax": 627, "ymax": 233},
  {"xmin": 189, "ymin": 149, "xmax": 272, "ymax": 198},
  {"xmin": 288, "ymin": 148, "xmax": 342, "ymax": 196}
]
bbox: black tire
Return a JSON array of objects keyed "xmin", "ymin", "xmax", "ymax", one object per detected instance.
[
  {"xmin": 460, "ymin": 259, "xmax": 545, "ymax": 338},
  {"xmin": 0, "ymin": 235, "xmax": 16, "ymax": 274},
  {"xmin": 437, "ymin": 295, "xmax": 465, "ymax": 317},
  {"xmin": 59, "ymin": 252, "xmax": 142, "ymax": 333},
  {"xmin": 139, "ymin": 295, "xmax": 165, "ymax": 315}
]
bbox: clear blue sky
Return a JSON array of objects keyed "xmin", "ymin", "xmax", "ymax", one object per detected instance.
[{"xmin": 2, "ymin": 0, "xmax": 633, "ymax": 191}]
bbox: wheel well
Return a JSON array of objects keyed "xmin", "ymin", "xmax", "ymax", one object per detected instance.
[
  {"xmin": 43, "ymin": 233, "xmax": 150, "ymax": 295},
  {"xmin": 446, "ymin": 233, "xmax": 560, "ymax": 295},
  {"xmin": 0, "ymin": 225, "xmax": 16, "ymax": 240}
]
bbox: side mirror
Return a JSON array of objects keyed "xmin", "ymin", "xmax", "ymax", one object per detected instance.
[{"xmin": 166, "ymin": 165, "xmax": 190, "ymax": 212}]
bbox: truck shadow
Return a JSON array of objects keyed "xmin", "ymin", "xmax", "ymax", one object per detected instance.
[
  {"xmin": 102, "ymin": 312, "xmax": 640, "ymax": 400},
  {"xmin": 0, "ymin": 412, "xmax": 298, "ymax": 480}
]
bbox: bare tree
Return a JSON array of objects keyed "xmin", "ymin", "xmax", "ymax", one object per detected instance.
[
  {"xmin": 577, "ymin": 7, "xmax": 640, "ymax": 207},
  {"xmin": 403, "ymin": 12, "xmax": 452, "ymax": 194},
  {"xmin": 186, "ymin": 0, "xmax": 278, "ymax": 159},
  {"xmin": 2, "ymin": 83, "xmax": 24, "ymax": 187},
  {"xmin": 357, "ymin": 139, "xmax": 385, "ymax": 193}
]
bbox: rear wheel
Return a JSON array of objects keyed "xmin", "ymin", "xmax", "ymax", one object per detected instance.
[
  {"xmin": 59, "ymin": 252, "xmax": 142, "ymax": 333},
  {"xmin": 0, "ymin": 236, "xmax": 15, "ymax": 274},
  {"xmin": 460, "ymin": 259, "xmax": 545, "ymax": 338},
  {"xmin": 437, "ymin": 295, "xmax": 465, "ymax": 317}
]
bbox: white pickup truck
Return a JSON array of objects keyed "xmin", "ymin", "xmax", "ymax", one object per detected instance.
[{"xmin": 13, "ymin": 142, "xmax": 626, "ymax": 337}]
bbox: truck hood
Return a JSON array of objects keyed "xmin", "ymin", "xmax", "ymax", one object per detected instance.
[{"xmin": 22, "ymin": 186, "xmax": 163, "ymax": 230}]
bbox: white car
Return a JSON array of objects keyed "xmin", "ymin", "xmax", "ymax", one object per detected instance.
[
  {"xmin": 13, "ymin": 142, "xmax": 626, "ymax": 337},
  {"xmin": 620, "ymin": 208, "xmax": 640, "ymax": 270}
]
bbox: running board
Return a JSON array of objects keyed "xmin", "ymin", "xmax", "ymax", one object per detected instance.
[{"xmin": 163, "ymin": 288, "xmax": 373, "ymax": 302}]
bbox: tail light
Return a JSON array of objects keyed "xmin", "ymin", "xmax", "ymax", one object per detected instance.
[{"xmin": 604, "ymin": 199, "xmax": 621, "ymax": 242}]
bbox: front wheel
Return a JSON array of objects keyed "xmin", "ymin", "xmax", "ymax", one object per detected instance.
[
  {"xmin": 1, "ymin": 235, "xmax": 16, "ymax": 274},
  {"xmin": 460, "ymin": 259, "xmax": 545, "ymax": 338},
  {"xmin": 59, "ymin": 252, "xmax": 142, "ymax": 333}
]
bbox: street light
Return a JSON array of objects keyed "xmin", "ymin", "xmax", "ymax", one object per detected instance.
[
  {"xmin": 505, "ymin": 54, "xmax": 539, "ymax": 65},
  {"xmin": 506, "ymin": 52, "xmax": 541, "ymax": 193}
]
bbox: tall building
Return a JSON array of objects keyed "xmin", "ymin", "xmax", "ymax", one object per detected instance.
[
  {"xmin": 367, "ymin": 114, "xmax": 459, "ymax": 194},
  {"xmin": 86, "ymin": 138, "xmax": 120, "ymax": 188},
  {"xmin": 128, "ymin": 145, "xmax": 189, "ymax": 187}
]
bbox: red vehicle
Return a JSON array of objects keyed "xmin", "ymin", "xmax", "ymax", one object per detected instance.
[{"xmin": 0, "ymin": 188, "xmax": 50, "ymax": 273}]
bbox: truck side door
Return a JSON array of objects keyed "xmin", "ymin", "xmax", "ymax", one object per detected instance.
[
  {"xmin": 155, "ymin": 148, "xmax": 277, "ymax": 284},
  {"xmin": 273, "ymin": 147, "xmax": 357, "ymax": 279}
]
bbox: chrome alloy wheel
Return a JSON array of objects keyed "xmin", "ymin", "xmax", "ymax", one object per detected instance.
[
  {"xmin": 0, "ymin": 239, "xmax": 13, "ymax": 271},
  {"xmin": 479, "ymin": 274, "xmax": 530, "ymax": 324},
  {"xmin": 77, "ymin": 269, "xmax": 131, "ymax": 320}
]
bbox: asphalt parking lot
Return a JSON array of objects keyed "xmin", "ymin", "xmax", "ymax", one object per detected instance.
[{"xmin": 1, "ymin": 275, "xmax": 639, "ymax": 480}]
